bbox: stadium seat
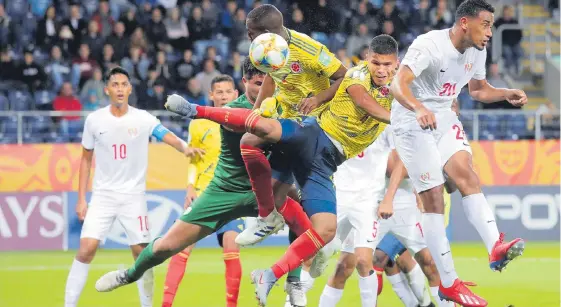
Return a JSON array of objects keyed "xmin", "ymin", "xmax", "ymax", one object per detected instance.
[
  {"xmin": 47, "ymin": 132, "xmax": 71, "ymax": 144},
  {"xmin": 34, "ymin": 90, "xmax": 55, "ymax": 108},
  {"xmin": 0, "ymin": 135, "xmax": 18, "ymax": 144},
  {"xmin": 329, "ymin": 33, "xmax": 347, "ymax": 53},
  {"xmin": 311, "ymin": 32, "xmax": 329, "ymax": 47},
  {"xmin": 0, "ymin": 94, "xmax": 9, "ymax": 110},
  {"xmin": 8, "ymin": 90, "xmax": 33, "ymax": 111},
  {"xmin": 5, "ymin": 0, "xmax": 28, "ymax": 22},
  {"xmin": 479, "ymin": 114, "xmax": 501, "ymax": 138},
  {"xmin": 26, "ymin": 116, "xmax": 52, "ymax": 134},
  {"xmin": 507, "ymin": 114, "xmax": 529, "ymax": 139},
  {"xmin": 2, "ymin": 116, "xmax": 19, "ymax": 135},
  {"xmin": 23, "ymin": 133, "xmax": 44, "ymax": 144}
]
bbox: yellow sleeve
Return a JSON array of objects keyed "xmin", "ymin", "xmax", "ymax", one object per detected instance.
[
  {"xmin": 307, "ymin": 45, "xmax": 342, "ymax": 78},
  {"xmin": 187, "ymin": 120, "xmax": 202, "ymax": 165},
  {"xmin": 340, "ymin": 65, "xmax": 370, "ymax": 93}
]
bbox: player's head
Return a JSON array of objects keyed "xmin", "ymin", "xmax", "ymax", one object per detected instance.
[
  {"xmin": 455, "ymin": 0, "xmax": 495, "ymax": 51},
  {"xmin": 246, "ymin": 4, "xmax": 284, "ymax": 41},
  {"xmin": 242, "ymin": 57, "xmax": 266, "ymax": 104},
  {"xmin": 209, "ymin": 75, "xmax": 238, "ymax": 107},
  {"xmin": 367, "ymin": 35, "xmax": 399, "ymax": 86},
  {"xmin": 104, "ymin": 66, "xmax": 132, "ymax": 106}
]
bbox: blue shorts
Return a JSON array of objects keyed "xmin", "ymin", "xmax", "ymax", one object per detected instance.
[
  {"xmin": 270, "ymin": 117, "xmax": 345, "ymax": 217},
  {"xmin": 377, "ymin": 233, "xmax": 407, "ymax": 264},
  {"xmin": 215, "ymin": 218, "xmax": 244, "ymax": 247}
]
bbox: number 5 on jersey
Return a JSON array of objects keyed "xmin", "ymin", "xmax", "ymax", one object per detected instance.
[{"xmin": 112, "ymin": 144, "xmax": 127, "ymax": 160}]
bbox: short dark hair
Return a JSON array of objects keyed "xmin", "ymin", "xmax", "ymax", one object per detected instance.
[
  {"xmin": 369, "ymin": 34, "xmax": 398, "ymax": 55},
  {"xmin": 455, "ymin": 0, "xmax": 495, "ymax": 21},
  {"xmin": 242, "ymin": 57, "xmax": 265, "ymax": 80},
  {"xmin": 210, "ymin": 75, "xmax": 235, "ymax": 91},
  {"xmin": 105, "ymin": 66, "xmax": 130, "ymax": 83},
  {"xmin": 246, "ymin": 4, "xmax": 283, "ymax": 30}
]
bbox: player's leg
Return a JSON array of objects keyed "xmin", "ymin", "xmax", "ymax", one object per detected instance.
[
  {"xmin": 130, "ymin": 244, "xmax": 154, "ymax": 307},
  {"xmin": 318, "ymin": 252, "xmax": 357, "ymax": 307},
  {"xmin": 162, "ymin": 244, "xmax": 195, "ymax": 307},
  {"xmin": 217, "ymin": 221, "xmax": 243, "ymax": 307},
  {"xmin": 65, "ymin": 193, "xmax": 116, "ymax": 307},
  {"xmin": 385, "ymin": 264, "xmax": 419, "ymax": 307}
]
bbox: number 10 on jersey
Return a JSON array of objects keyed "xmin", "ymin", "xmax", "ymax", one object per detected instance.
[{"xmin": 112, "ymin": 144, "xmax": 127, "ymax": 160}]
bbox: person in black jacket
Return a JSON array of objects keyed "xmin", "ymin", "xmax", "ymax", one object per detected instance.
[{"xmin": 494, "ymin": 5, "xmax": 523, "ymax": 74}]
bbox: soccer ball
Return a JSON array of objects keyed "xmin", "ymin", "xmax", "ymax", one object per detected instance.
[{"xmin": 249, "ymin": 33, "xmax": 290, "ymax": 73}]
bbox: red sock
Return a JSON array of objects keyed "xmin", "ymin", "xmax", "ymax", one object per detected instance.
[
  {"xmin": 374, "ymin": 266, "xmax": 384, "ymax": 295},
  {"xmin": 223, "ymin": 251, "xmax": 242, "ymax": 307},
  {"xmin": 271, "ymin": 229, "xmax": 325, "ymax": 279},
  {"xmin": 195, "ymin": 106, "xmax": 260, "ymax": 133},
  {"xmin": 162, "ymin": 251, "xmax": 190, "ymax": 307},
  {"xmin": 240, "ymin": 144, "xmax": 275, "ymax": 217},
  {"xmin": 279, "ymin": 197, "xmax": 311, "ymax": 236}
]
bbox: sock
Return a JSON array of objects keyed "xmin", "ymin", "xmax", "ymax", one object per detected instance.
[
  {"xmin": 287, "ymin": 264, "xmax": 302, "ymax": 281},
  {"xmin": 462, "ymin": 193, "xmax": 501, "ymax": 254},
  {"xmin": 387, "ymin": 272, "xmax": 418, "ymax": 307},
  {"xmin": 271, "ymin": 229, "xmax": 325, "ymax": 278},
  {"xmin": 431, "ymin": 286, "xmax": 455, "ymax": 307},
  {"xmin": 195, "ymin": 106, "xmax": 260, "ymax": 133},
  {"xmin": 223, "ymin": 250, "xmax": 242, "ymax": 307},
  {"xmin": 300, "ymin": 269, "xmax": 315, "ymax": 292},
  {"xmin": 406, "ymin": 264, "xmax": 431, "ymax": 306},
  {"xmin": 358, "ymin": 272, "xmax": 378, "ymax": 306},
  {"xmin": 128, "ymin": 239, "xmax": 169, "ymax": 282},
  {"xmin": 374, "ymin": 266, "xmax": 384, "ymax": 295},
  {"xmin": 422, "ymin": 213, "xmax": 458, "ymax": 288},
  {"xmin": 240, "ymin": 144, "xmax": 275, "ymax": 217},
  {"xmin": 279, "ymin": 197, "xmax": 312, "ymax": 236},
  {"xmin": 137, "ymin": 269, "xmax": 154, "ymax": 307},
  {"xmin": 318, "ymin": 285, "xmax": 343, "ymax": 307},
  {"xmin": 162, "ymin": 251, "xmax": 190, "ymax": 307},
  {"xmin": 64, "ymin": 259, "xmax": 90, "ymax": 307}
]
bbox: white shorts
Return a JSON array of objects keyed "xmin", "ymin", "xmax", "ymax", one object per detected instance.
[
  {"xmin": 81, "ymin": 191, "xmax": 150, "ymax": 245},
  {"xmin": 336, "ymin": 190, "xmax": 377, "ymax": 253},
  {"xmin": 342, "ymin": 206, "xmax": 427, "ymax": 254},
  {"xmin": 393, "ymin": 112, "xmax": 472, "ymax": 192}
]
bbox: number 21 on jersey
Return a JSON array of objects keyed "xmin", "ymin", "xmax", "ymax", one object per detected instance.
[{"xmin": 439, "ymin": 82, "xmax": 457, "ymax": 97}]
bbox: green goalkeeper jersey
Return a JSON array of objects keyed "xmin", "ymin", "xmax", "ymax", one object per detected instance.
[{"xmin": 210, "ymin": 94, "xmax": 253, "ymax": 192}]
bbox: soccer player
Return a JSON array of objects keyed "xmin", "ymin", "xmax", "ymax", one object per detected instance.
[
  {"xmin": 390, "ymin": 0, "xmax": 526, "ymax": 305},
  {"xmin": 94, "ymin": 60, "xmax": 310, "ymax": 305},
  {"xmin": 162, "ymin": 75, "xmax": 243, "ymax": 307},
  {"xmin": 163, "ymin": 34, "xmax": 398, "ymax": 306},
  {"xmin": 65, "ymin": 67, "xmax": 203, "ymax": 307}
]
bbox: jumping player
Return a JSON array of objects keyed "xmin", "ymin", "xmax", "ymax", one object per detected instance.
[
  {"xmin": 390, "ymin": 0, "xmax": 526, "ymax": 305},
  {"xmin": 162, "ymin": 75, "xmax": 243, "ymax": 307},
  {"xmin": 65, "ymin": 67, "xmax": 203, "ymax": 307},
  {"xmin": 162, "ymin": 34, "xmax": 398, "ymax": 306}
]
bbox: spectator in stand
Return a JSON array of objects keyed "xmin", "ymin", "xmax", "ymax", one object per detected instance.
[
  {"xmin": 82, "ymin": 21, "xmax": 105, "ymax": 62},
  {"xmin": 346, "ymin": 23, "xmax": 372, "ymax": 59},
  {"xmin": 409, "ymin": 0, "xmax": 431, "ymax": 35},
  {"xmin": 58, "ymin": 25, "xmax": 75, "ymax": 57},
  {"xmin": 221, "ymin": 0, "xmax": 238, "ymax": 36},
  {"xmin": 204, "ymin": 46, "xmax": 222, "ymax": 71},
  {"xmin": 138, "ymin": 75, "xmax": 168, "ymax": 110},
  {"xmin": 18, "ymin": 48, "xmax": 47, "ymax": 92},
  {"xmin": 80, "ymin": 67, "xmax": 106, "ymax": 110},
  {"xmin": 351, "ymin": 44, "xmax": 369, "ymax": 66},
  {"xmin": 146, "ymin": 7, "xmax": 171, "ymax": 52},
  {"xmin": 225, "ymin": 51, "xmax": 243, "ymax": 90},
  {"xmin": 348, "ymin": 1, "xmax": 377, "ymax": 34},
  {"xmin": 379, "ymin": 20, "xmax": 402, "ymax": 49},
  {"xmin": 92, "ymin": 0, "xmax": 115, "ymax": 38},
  {"xmin": 100, "ymin": 44, "xmax": 119, "ymax": 74},
  {"xmin": 181, "ymin": 78, "xmax": 206, "ymax": 106},
  {"xmin": 63, "ymin": 3, "xmax": 87, "ymax": 55},
  {"xmin": 482, "ymin": 63, "xmax": 520, "ymax": 110},
  {"xmin": 174, "ymin": 49, "xmax": 197, "ymax": 88},
  {"xmin": 0, "ymin": 4, "xmax": 17, "ymax": 49},
  {"xmin": 54, "ymin": 82, "xmax": 82, "ymax": 126},
  {"xmin": 130, "ymin": 27, "xmax": 149, "ymax": 54},
  {"xmin": 201, "ymin": 0, "xmax": 219, "ymax": 33},
  {"xmin": 231, "ymin": 8, "xmax": 248, "ymax": 52},
  {"xmin": 105, "ymin": 22, "xmax": 129, "ymax": 61},
  {"xmin": 307, "ymin": 0, "xmax": 337, "ymax": 35},
  {"xmin": 495, "ymin": 5, "xmax": 523, "ymax": 75},
  {"xmin": 429, "ymin": 0, "xmax": 453, "ymax": 30},
  {"xmin": 73, "ymin": 43, "xmax": 99, "ymax": 88},
  {"xmin": 335, "ymin": 48, "xmax": 352, "ymax": 69},
  {"xmin": 376, "ymin": 0, "xmax": 406, "ymax": 38},
  {"xmin": 188, "ymin": 6, "xmax": 212, "ymax": 44},
  {"xmin": 120, "ymin": 7, "xmax": 140, "ymax": 36},
  {"xmin": 36, "ymin": 6, "xmax": 60, "ymax": 52},
  {"xmin": 149, "ymin": 50, "xmax": 172, "ymax": 83},
  {"xmin": 288, "ymin": 8, "xmax": 310, "ymax": 34},
  {"xmin": 0, "ymin": 48, "xmax": 18, "ymax": 83},
  {"xmin": 45, "ymin": 45, "xmax": 80, "ymax": 92},
  {"xmin": 121, "ymin": 46, "xmax": 150, "ymax": 85},
  {"xmin": 195, "ymin": 58, "xmax": 221, "ymax": 98},
  {"xmin": 165, "ymin": 7, "xmax": 190, "ymax": 51}
]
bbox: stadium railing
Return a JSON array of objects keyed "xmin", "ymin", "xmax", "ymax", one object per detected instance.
[
  {"xmin": 492, "ymin": 23, "xmax": 537, "ymax": 74},
  {"xmin": 0, "ymin": 109, "xmax": 559, "ymax": 145}
]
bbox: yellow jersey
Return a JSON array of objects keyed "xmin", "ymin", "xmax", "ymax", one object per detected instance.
[
  {"xmin": 444, "ymin": 190, "xmax": 451, "ymax": 228},
  {"xmin": 187, "ymin": 119, "xmax": 221, "ymax": 194},
  {"xmin": 269, "ymin": 28, "xmax": 342, "ymax": 119},
  {"xmin": 318, "ymin": 62, "xmax": 393, "ymax": 159}
]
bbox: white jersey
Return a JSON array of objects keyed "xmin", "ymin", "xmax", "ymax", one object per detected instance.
[
  {"xmin": 81, "ymin": 106, "xmax": 161, "ymax": 194},
  {"xmin": 391, "ymin": 29, "xmax": 487, "ymax": 129}
]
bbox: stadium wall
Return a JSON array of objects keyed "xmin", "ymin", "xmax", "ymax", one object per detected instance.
[{"xmin": 0, "ymin": 140, "xmax": 559, "ymax": 251}]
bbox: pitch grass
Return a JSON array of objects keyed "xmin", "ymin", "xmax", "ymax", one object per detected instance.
[{"xmin": 0, "ymin": 242, "xmax": 558, "ymax": 307}]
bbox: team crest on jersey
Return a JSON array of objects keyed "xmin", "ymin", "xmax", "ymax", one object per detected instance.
[
  {"xmin": 128, "ymin": 127, "xmax": 138, "ymax": 137},
  {"xmin": 290, "ymin": 62, "xmax": 302, "ymax": 73},
  {"xmin": 420, "ymin": 172, "xmax": 431, "ymax": 182},
  {"xmin": 378, "ymin": 86, "xmax": 390, "ymax": 97},
  {"xmin": 465, "ymin": 63, "xmax": 473, "ymax": 72}
]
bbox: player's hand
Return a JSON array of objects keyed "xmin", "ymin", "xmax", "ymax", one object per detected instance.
[
  {"xmin": 76, "ymin": 200, "xmax": 88, "ymax": 221},
  {"xmin": 298, "ymin": 96, "xmax": 320, "ymax": 115},
  {"xmin": 184, "ymin": 147, "xmax": 205, "ymax": 158},
  {"xmin": 184, "ymin": 185, "xmax": 197, "ymax": 209},
  {"xmin": 259, "ymin": 97, "xmax": 278, "ymax": 118},
  {"xmin": 505, "ymin": 89, "xmax": 527, "ymax": 107},
  {"xmin": 377, "ymin": 198, "xmax": 394, "ymax": 219},
  {"xmin": 415, "ymin": 105, "xmax": 437, "ymax": 130}
]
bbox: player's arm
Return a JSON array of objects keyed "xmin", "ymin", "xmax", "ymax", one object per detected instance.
[
  {"xmin": 253, "ymin": 74, "xmax": 276, "ymax": 110},
  {"xmin": 184, "ymin": 128, "xmax": 200, "ymax": 207},
  {"xmin": 468, "ymin": 78, "xmax": 527, "ymax": 107},
  {"xmin": 77, "ymin": 147, "xmax": 93, "ymax": 221},
  {"xmin": 347, "ymin": 84, "xmax": 390, "ymax": 123},
  {"xmin": 153, "ymin": 123, "xmax": 205, "ymax": 158}
]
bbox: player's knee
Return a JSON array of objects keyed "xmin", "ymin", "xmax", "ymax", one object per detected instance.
[
  {"xmin": 454, "ymin": 170, "xmax": 481, "ymax": 196},
  {"xmin": 334, "ymin": 256, "xmax": 355, "ymax": 281},
  {"xmin": 421, "ymin": 186, "xmax": 445, "ymax": 213},
  {"xmin": 76, "ymin": 239, "xmax": 98, "ymax": 263},
  {"xmin": 373, "ymin": 249, "xmax": 390, "ymax": 268},
  {"xmin": 152, "ymin": 237, "xmax": 179, "ymax": 258},
  {"xmin": 315, "ymin": 225, "xmax": 336, "ymax": 244},
  {"xmin": 415, "ymin": 249, "xmax": 439, "ymax": 284},
  {"xmin": 221, "ymin": 232, "xmax": 240, "ymax": 251},
  {"xmin": 355, "ymin": 253, "xmax": 374, "ymax": 277}
]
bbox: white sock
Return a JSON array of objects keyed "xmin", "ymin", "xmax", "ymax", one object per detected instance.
[
  {"xmin": 422, "ymin": 213, "xmax": 458, "ymax": 287},
  {"xmin": 65, "ymin": 259, "xmax": 90, "ymax": 307},
  {"xmin": 358, "ymin": 272, "xmax": 378, "ymax": 306},
  {"xmin": 301, "ymin": 269, "xmax": 315, "ymax": 292},
  {"xmin": 387, "ymin": 273, "xmax": 418, "ymax": 307},
  {"xmin": 406, "ymin": 264, "xmax": 431, "ymax": 306},
  {"xmin": 136, "ymin": 268, "xmax": 154, "ymax": 307},
  {"xmin": 319, "ymin": 285, "xmax": 343, "ymax": 307},
  {"xmin": 462, "ymin": 193, "xmax": 501, "ymax": 254},
  {"xmin": 431, "ymin": 286, "xmax": 455, "ymax": 307}
]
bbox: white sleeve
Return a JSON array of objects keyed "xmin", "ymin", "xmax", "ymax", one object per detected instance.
[
  {"xmin": 472, "ymin": 49, "xmax": 487, "ymax": 80},
  {"xmin": 145, "ymin": 112, "xmax": 161, "ymax": 135},
  {"xmin": 401, "ymin": 38, "xmax": 439, "ymax": 77},
  {"xmin": 81, "ymin": 115, "xmax": 95, "ymax": 150}
]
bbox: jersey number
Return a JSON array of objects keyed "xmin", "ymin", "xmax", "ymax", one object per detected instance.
[
  {"xmin": 416, "ymin": 222, "xmax": 424, "ymax": 237},
  {"xmin": 138, "ymin": 215, "xmax": 149, "ymax": 231},
  {"xmin": 112, "ymin": 144, "xmax": 127, "ymax": 160},
  {"xmin": 452, "ymin": 124, "xmax": 469, "ymax": 145},
  {"xmin": 439, "ymin": 83, "xmax": 457, "ymax": 97},
  {"xmin": 372, "ymin": 221, "xmax": 378, "ymax": 238},
  {"xmin": 358, "ymin": 151, "xmax": 364, "ymax": 158}
]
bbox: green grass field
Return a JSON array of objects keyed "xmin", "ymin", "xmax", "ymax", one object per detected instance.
[{"xmin": 0, "ymin": 242, "xmax": 558, "ymax": 307}]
